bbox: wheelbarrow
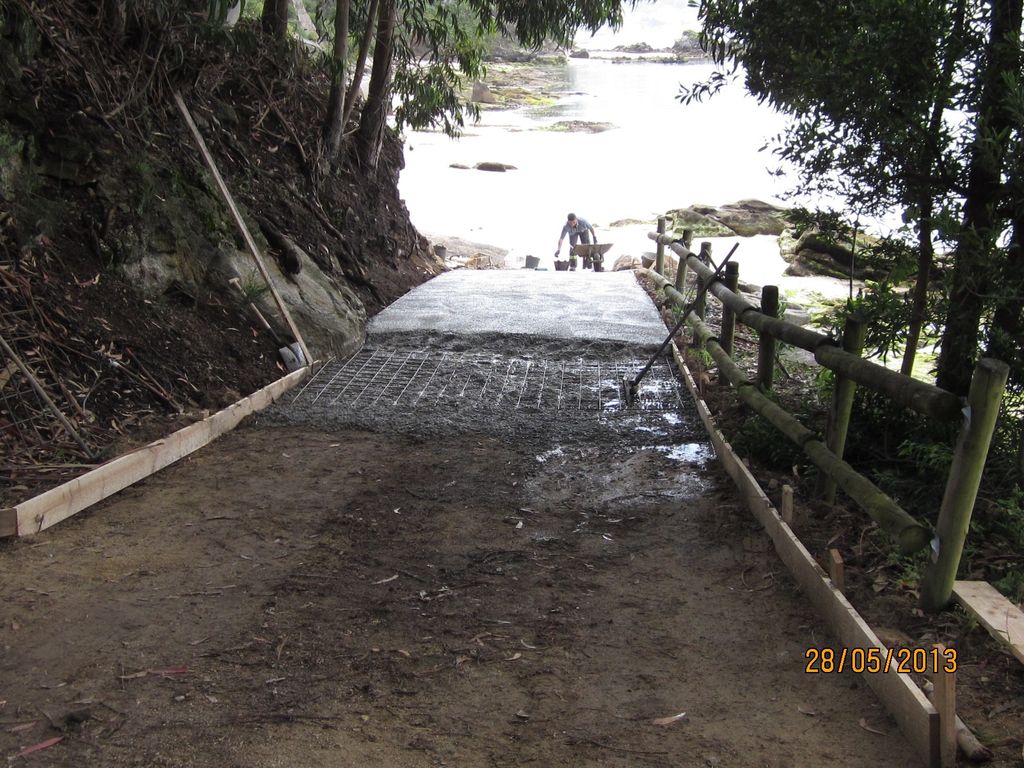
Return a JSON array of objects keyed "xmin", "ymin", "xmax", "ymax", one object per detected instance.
[{"xmin": 571, "ymin": 243, "xmax": 614, "ymax": 272}]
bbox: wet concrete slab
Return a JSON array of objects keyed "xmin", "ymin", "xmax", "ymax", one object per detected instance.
[{"xmin": 367, "ymin": 270, "xmax": 667, "ymax": 349}]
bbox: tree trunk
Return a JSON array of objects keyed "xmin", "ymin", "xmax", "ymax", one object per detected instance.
[
  {"xmin": 261, "ymin": 0, "xmax": 290, "ymax": 40},
  {"xmin": 323, "ymin": 0, "xmax": 351, "ymax": 162},
  {"xmin": 902, "ymin": 0, "xmax": 965, "ymax": 378},
  {"xmin": 901, "ymin": 200, "xmax": 933, "ymax": 377},
  {"xmin": 988, "ymin": 223, "xmax": 1024, "ymax": 369},
  {"xmin": 341, "ymin": 0, "xmax": 380, "ymax": 137},
  {"xmin": 355, "ymin": 0, "xmax": 397, "ymax": 173},
  {"xmin": 936, "ymin": 0, "xmax": 1022, "ymax": 395}
]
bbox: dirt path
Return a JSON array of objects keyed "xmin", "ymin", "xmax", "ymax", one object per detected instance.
[
  {"xmin": 1, "ymin": 272, "xmax": 920, "ymax": 765},
  {"xmin": 1, "ymin": 385, "xmax": 917, "ymax": 765}
]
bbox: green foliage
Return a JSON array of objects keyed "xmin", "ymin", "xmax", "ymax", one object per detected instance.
[
  {"xmin": 731, "ymin": 411, "xmax": 805, "ymax": 471},
  {"xmin": 237, "ymin": 270, "xmax": 271, "ymax": 303},
  {"xmin": 818, "ymin": 286, "xmax": 910, "ymax": 365},
  {"xmin": 392, "ymin": 0, "xmax": 486, "ymax": 136}
]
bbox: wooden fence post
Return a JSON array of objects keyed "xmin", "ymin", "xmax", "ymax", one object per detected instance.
[
  {"xmin": 720, "ymin": 261, "xmax": 740, "ymax": 356},
  {"xmin": 694, "ymin": 242, "xmax": 712, "ymax": 321},
  {"xmin": 818, "ymin": 316, "xmax": 866, "ymax": 504},
  {"xmin": 675, "ymin": 235, "xmax": 697, "ymax": 293},
  {"xmin": 682, "ymin": 228, "xmax": 693, "ymax": 249},
  {"xmin": 757, "ymin": 285, "xmax": 779, "ymax": 390},
  {"xmin": 655, "ymin": 217, "xmax": 666, "ymax": 276},
  {"xmin": 919, "ymin": 358, "xmax": 1010, "ymax": 613}
]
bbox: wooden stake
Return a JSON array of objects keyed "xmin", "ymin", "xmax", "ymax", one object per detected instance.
[
  {"xmin": 173, "ymin": 92, "xmax": 312, "ymax": 367},
  {"xmin": 781, "ymin": 484, "xmax": 795, "ymax": 527},
  {"xmin": 931, "ymin": 643, "xmax": 956, "ymax": 768},
  {"xmin": 828, "ymin": 548, "xmax": 845, "ymax": 594}
]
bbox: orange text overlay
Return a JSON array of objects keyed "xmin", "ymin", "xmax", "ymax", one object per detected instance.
[{"xmin": 804, "ymin": 646, "xmax": 957, "ymax": 675}]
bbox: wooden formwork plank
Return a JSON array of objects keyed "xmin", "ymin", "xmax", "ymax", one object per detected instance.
[
  {"xmin": 671, "ymin": 343, "xmax": 939, "ymax": 767},
  {"xmin": 1, "ymin": 367, "xmax": 307, "ymax": 537},
  {"xmin": 953, "ymin": 580, "xmax": 1024, "ymax": 665}
]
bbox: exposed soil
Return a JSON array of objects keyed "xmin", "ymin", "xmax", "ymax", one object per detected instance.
[
  {"xmin": 1, "ymin": 8, "xmax": 441, "ymax": 505},
  {"xmin": 0, "ymin": 331, "xmax": 920, "ymax": 766}
]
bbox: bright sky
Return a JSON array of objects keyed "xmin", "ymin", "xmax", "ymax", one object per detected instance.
[{"xmin": 577, "ymin": 0, "xmax": 701, "ymax": 50}]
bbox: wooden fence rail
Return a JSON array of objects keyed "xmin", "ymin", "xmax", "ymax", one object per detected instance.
[
  {"xmin": 642, "ymin": 232, "xmax": 1009, "ymax": 611},
  {"xmin": 647, "ymin": 233, "xmax": 964, "ymax": 422}
]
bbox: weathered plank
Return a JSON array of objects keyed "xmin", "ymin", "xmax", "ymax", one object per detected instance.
[
  {"xmin": 953, "ymin": 580, "xmax": 1024, "ymax": 665},
  {"xmin": 1, "ymin": 368, "xmax": 307, "ymax": 537}
]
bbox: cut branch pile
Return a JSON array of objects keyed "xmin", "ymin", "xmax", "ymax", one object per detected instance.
[{"xmin": 0, "ymin": 243, "xmax": 197, "ymax": 506}]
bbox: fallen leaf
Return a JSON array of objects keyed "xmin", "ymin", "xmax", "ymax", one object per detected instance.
[
  {"xmin": 514, "ymin": 710, "xmax": 530, "ymax": 720},
  {"xmin": 397, "ymin": 649, "xmax": 412, "ymax": 658},
  {"xmin": 504, "ymin": 652, "xmax": 522, "ymax": 661},
  {"xmin": 520, "ymin": 639, "xmax": 537, "ymax": 650},
  {"xmin": 652, "ymin": 712, "xmax": 688, "ymax": 726},
  {"xmin": 797, "ymin": 705, "xmax": 817, "ymax": 716},
  {"xmin": 858, "ymin": 717, "xmax": 887, "ymax": 736},
  {"xmin": 13, "ymin": 736, "xmax": 63, "ymax": 758},
  {"xmin": 150, "ymin": 666, "xmax": 188, "ymax": 677},
  {"xmin": 7, "ymin": 722, "xmax": 37, "ymax": 734}
]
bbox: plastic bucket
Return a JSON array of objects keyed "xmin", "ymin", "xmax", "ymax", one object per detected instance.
[
  {"xmin": 524, "ymin": 255, "xmax": 540, "ymax": 269},
  {"xmin": 554, "ymin": 260, "xmax": 570, "ymax": 271}
]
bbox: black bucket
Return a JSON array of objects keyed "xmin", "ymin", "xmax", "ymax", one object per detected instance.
[
  {"xmin": 524, "ymin": 255, "xmax": 540, "ymax": 269},
  {"xmin": 554, "ymin": 260, "xmax": 570, "ymax": 271}
]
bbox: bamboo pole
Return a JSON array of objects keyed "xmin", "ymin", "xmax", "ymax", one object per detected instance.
[
  {"xmin": 919, "ymin": 357, "xmax": 1010, "ymax": 612},
  {"xmin": 655, "ymin": 217, "xmax": 666, "ymax": 276},
  {"xmin": 720, "ymin": 261, "xmax": 739, "ymax": 356},
  {"xmin": 0, "ymin": 333, "xmax": 94, "ymax": 459},
  {"xmin": 173, "ymin": 92, "xmax": 312, "ymax": 367},
  {"xmin": 681, "ymin": 228, "xmax": 693, "ymax": 249},
  {"xmin": 818, "ymin": 317, "xmax": 866, "ymax": 504},
  {"xmin": 757, "ymin": 285, "xmax": 779, "ymax": 390}
]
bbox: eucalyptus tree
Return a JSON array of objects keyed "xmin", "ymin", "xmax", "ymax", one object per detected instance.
[
  {"xmin": 322, "ymin": 0, "xmax": 630, "ymax": 171},
  {"xmin": 689, "ymin": 0, "xmax": 1023, "ymax": 393}
]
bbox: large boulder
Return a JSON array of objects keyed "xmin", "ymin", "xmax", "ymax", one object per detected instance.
[
  {"xmin": 613, "ymin": 254, "xmax": 640, "ymax": 271},
  {"xmin": 475, "ymin": 161, "xmax": 517, "ymax": 172},
  {"xmin": 689, "ymin": 199, "xmax": 790, "ymax": 237},
  {"xmin": 663, "ymin": 207, "xmax": 735, "ymax": 237},
  {"xmin": 663, "ymin": 200, "xmax": 791, "ymax": 238},
  {"xmin": 470, "ymin": 81, "xmax": 498, "ymax": 104}
]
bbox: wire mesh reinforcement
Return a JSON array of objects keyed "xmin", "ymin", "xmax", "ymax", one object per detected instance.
[{"xmin": 291, "ymin": 347, "xmax": 683, "ymax": 413}]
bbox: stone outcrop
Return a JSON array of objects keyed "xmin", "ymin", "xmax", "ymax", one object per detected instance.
[
  {"xmin": 474, "ymin": 162, "xmax": 517, "ymax": 172},
  {"xmin": 470, "ymin": 81, "xmax": 498, "ymax": 104}
]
